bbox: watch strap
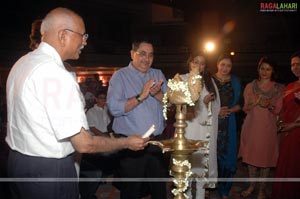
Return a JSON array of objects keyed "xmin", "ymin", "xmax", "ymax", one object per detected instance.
[{"xmin": 135, "ymin": 94, "xmax": 142, "ymax": 103}]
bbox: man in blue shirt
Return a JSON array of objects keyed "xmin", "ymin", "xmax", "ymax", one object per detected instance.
[{"xmin": 107, "ymin": 37, "xmax": 167, "ymax": 199}]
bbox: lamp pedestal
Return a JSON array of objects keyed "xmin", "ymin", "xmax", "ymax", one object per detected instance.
[{"xmin": 150, "ymin": 104, "xmax": 208, "ymax": 199}]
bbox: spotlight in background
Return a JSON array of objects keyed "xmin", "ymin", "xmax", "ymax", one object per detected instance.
[{"xmin": 204, "ymin": 41, "xmax": 215, "ymax": 53}]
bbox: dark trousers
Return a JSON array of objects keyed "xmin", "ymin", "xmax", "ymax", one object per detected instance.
[
  {"xmin": 79, "ymin": 153, "xmax": 118, "ymax": 199},
  {"xmin": 115, "ymin": 145, "xmax": 167, "ymax": 199},
  {"xmin": 7, "ymin": 149, "xmax": 78, "ymax": 199}
]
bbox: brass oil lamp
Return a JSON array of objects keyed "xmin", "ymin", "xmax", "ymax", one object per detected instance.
[{"xmin": 150, "ymin": 68, "xmax": 209, "ymax": 199}]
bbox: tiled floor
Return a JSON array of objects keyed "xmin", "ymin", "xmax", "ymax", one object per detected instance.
[{"xmin": 94, "ymin": 160, "xmax": 273, "ymax": 199}]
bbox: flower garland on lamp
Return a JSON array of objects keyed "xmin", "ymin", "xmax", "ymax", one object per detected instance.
[
  {"xmin": 162, "ymin": 74, "xmax": 202, "ymax": 120},
  {"xmin": 149, "ymin": 66, "xmax": 205, "ymax": 199},
  {"xmin": 160, "ymin": 69, "xmax": 203, "ymax": 199},
  {"xmin": 170, "ymin": 159, "xmax": 193, "ymax": 198}
]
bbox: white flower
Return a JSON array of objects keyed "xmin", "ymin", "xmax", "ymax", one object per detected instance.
[
  {"xmin": 162, "ymin": 93, "xmax": 169, "ymax": 120},
  {"xmin": 162, "ymin": 75, "xmax": 201, "ymax": 120},
  {"xmin": 170, "ymin": 158, "xmax": 193, "ymax": 196}
]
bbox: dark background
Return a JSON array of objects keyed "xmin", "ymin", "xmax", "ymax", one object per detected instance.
[
  {"xmin": 0, "ymin": 1, "xmax": 299, "ymax": 197},
  {"xmin": 0, "ymin": 0, "xmax": 299, "ymax": 82}
]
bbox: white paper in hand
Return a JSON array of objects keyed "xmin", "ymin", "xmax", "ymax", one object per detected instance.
[{"xmin": 142, "ymin": 124, "xmax": 155, "ymax": 138}]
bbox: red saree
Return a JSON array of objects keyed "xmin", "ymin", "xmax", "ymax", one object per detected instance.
[{"xmin": 272, "ymin": 81, "xmax": 300, "ymax": 199}]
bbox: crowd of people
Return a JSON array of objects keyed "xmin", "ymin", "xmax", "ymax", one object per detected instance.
[{"xmin": 1, "ymin": 6, "xmax": 299, "ymax": 199}]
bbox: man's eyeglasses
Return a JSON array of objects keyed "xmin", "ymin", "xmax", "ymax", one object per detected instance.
[
  {"xmin": 135, "ymin": 51, "xmax": 153, "ymax": 58},
  {"xmin": 64, "ymin": 29, "xmax": 89, "ymax": 40}
]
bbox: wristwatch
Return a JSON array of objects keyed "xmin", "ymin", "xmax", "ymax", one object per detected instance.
[{"xmin": 135, "ymin": 94, "xmax": 142, "ymax": 103}]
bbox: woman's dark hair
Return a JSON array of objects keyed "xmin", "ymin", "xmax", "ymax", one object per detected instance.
[
  {"xmin": 217, "ymin": 53, "xmax": 233, "ymax": 64},
  {"xmin": 257, "ymin": 56, "xmax": 277, "ymax": 81},
  {"xmin": 29, "ymin": 19, "xmax": 42, "ymax": 50},
  {"xmin": 291, "ymin": 50, "xmax": 300, "ymax": 59},
  {"xmin": 187, "ymin": 51, "xmax": 216, "ymax": 96}
]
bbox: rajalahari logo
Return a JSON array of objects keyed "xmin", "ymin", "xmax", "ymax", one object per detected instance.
[{"xmin": 260, "ymin": 2, "xmax": 297, "ymax": 12}]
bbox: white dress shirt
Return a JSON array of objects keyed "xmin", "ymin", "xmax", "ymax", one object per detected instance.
[
  {"xmin": 86, "ymin": 105, "xmax": 111, "ymax": 133},
  {"xmin": 6, "ymin": 42, "xmax": 88, "ymax": 158}
]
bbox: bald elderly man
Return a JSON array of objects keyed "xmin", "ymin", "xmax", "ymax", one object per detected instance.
[{"xmin": 6, "ymin": 7, "xmax": 148, "ymax": 199}]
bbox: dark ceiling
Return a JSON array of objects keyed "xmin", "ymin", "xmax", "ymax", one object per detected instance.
[
  {"xmin": 1, "ymin": 0, "xmax": 298, "ymax": 48},
  {"xmin": 0, "ymin": 0, "xmax": 299, "ymax": 82}
]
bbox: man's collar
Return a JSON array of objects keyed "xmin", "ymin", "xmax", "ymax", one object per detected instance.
[{"xmin": 129, "ymin": 62, "xmax": 149, "ymax": 76}]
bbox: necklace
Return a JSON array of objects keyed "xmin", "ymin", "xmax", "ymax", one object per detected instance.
[
  {"xmin": 214, "ymin": 74, "xmax": 231, "ymax": 85},
  {"xmin": 257, "ymin": 80, "xmax": 273, "ymax": 91},
  {"xmin": 252, "ymin": 79, "xmax": 283, "ymax": 99}
]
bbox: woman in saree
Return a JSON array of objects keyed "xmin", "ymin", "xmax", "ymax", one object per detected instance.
[{"xmin": 271, "ymin": 51, "xmax": 300, "ymax": 199}]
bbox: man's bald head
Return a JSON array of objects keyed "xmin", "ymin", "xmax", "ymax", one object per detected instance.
[
  {"xmin": 41, "ymin": 7, "xmax": 83, "ymax": 38},
  {"xmin": 40, "ymin": 7, "xmax": 87, "ymax": 61}
]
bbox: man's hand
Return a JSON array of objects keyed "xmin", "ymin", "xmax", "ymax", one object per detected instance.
[
  {"xmin": 126, "ymin": 135, "xmax": 150, "ymax": 151},
  {"xmin": 139, "ymin": 79, "xmax": 155, "ymax": 100},
  {"xmin": 150, "ymin": 80, "xmax": 163, "ymax": 97},
  {"xmin": 140, "ymin": 79, "xmax": 164, "ymax": 100}
]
